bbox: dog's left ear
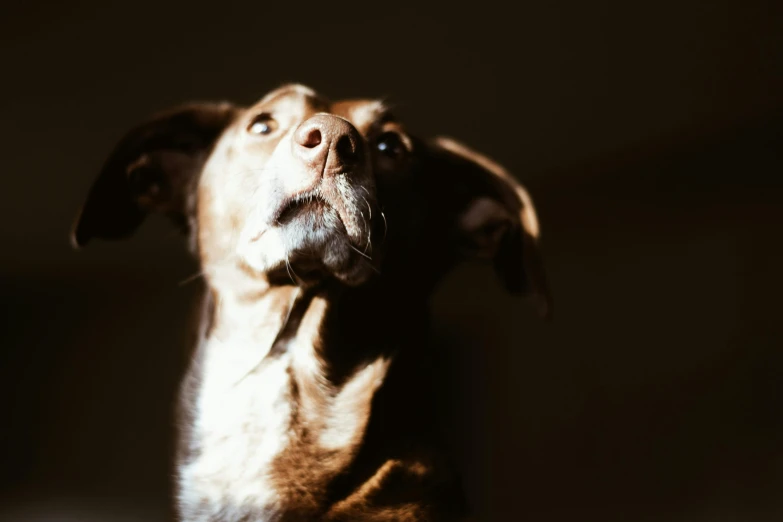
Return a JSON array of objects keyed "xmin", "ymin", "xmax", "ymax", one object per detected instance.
[
  {"xmin": 71, "ymin": 102, "xmax": 239, "ymax": 248},
  {"xmin": 431, "ymin": 137, "xmax": 552, "ymax": 319}
]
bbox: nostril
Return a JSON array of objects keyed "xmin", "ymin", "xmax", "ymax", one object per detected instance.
[
  {"xmin": 335, "ymin": 134, "xmax": 357, "ymax": 162},
  {"xmin": 300, "ymin": 128, "xmax": 322, "ymax": 148}
]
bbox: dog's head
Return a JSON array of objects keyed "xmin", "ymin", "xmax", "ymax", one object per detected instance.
[{"xmin": 73, "ymin": 84, "xmax": 551, "ymax": 316}]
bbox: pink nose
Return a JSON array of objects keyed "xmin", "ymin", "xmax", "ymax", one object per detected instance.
[{"xmin": 292, "ymin": 114, "xmax": 361, "ymax": 173}]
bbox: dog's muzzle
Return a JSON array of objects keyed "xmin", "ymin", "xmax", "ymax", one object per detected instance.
[{"xmin": 237, "ymin": 114, "xmax": 378, "ymax": 284}]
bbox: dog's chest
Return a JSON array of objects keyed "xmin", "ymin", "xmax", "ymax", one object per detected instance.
[
  {"xmin": 179, "ymin": 334, "xmax": 295, "ymax": 518},
  {"xmin": 176, "ymin": 290, "xmax": 391, "ymax": 520}
]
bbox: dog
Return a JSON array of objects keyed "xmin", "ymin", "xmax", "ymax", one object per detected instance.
[{"xmin": 72, "ymin": 84, "xmax": 551, "ymax": 521}]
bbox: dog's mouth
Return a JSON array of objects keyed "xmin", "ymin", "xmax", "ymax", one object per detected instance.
[
  {"xmin": 274, "ymin": 191, "xmax": 339, "ymax": 227},
  {"xmin": 239, "ymin": 180, "xmax": 380, "ymax": 286},
  {"xmin": 272, "ymin": 186, "xmax": 371, "ymax": 246}
]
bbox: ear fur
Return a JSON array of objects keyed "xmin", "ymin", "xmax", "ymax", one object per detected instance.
[
  {"xmin": 71, "ymin": 102, "xmax": 238, "ymax": 248},
  {"xmin": 433, "ymin": 137, "xmax": 552, "ymax": 319}
]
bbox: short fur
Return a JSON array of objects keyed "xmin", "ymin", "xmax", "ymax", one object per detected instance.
[{"xmin": 73, "ymin": 84, "xmax": 551, "ymax": 521}]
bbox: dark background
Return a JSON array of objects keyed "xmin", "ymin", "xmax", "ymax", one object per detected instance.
[{"xmin": 1, "ymin": 1, "xmax": 782, "ymax": 520}]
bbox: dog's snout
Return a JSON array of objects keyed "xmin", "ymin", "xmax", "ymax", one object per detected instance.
[
  {"xmin": 296, "ymin": 126, "xmax": 322, "ymax": 149},
  {"xmin": 335, "ymin": 134, "xmax": 358, "ymax": 163},
  {"xmin": 293, "ymin": 114, "xmax": 361, "ymax": 171}
]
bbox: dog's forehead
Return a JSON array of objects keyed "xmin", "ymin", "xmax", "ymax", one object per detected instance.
[
  {"xmin": 330, "ymin": 99, "xmax": 391, "ymax": 133},
  {"xmin": 250, "ymin": 84, "xmax": 391, "ymax": 133},
  {"xmin": 254, "ymin": 84, "xmax": 328, "ymax": 110}
]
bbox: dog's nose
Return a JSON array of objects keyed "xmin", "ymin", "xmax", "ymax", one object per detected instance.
[{"xmin": 293, "ymin": 114, "xmax": 361, "ymax": 172}]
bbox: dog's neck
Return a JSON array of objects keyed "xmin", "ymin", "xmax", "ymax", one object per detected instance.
[
  {"xmin": 191, "ymin": 274, "xmax": 439, "ymax": 516},
  {"xmin": 205, "ymin": 274, "xmax": 430, "ymax": 378}
]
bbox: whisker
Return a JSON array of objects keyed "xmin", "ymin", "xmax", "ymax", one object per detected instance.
[
  {"xmin": 358, "ymin": 212, "xmax": 370, "ymax": 253},
  {"xmin": 359, "ymin": 255, "xmax": 382, "ymax": 275},
  {"xmin": 285, "ymin": 255, "xmax": 297, "ymax": 285},
  {"xmin": 176, "ymin": 250, "xmax": 242, "ymax": 289},
  {"xmin": 178, "ymin": 271, "xmax": 206, "ymax": 286},
  {"xmin": 348, "ymin": 242, "xmax": 373, "ymax": 261},
  {"xmin": 361, "ymin": 196, "xmax": 372, "ymax": 220},
  {"xmin": 380, "ymin": 211, "xmax": 388, "ymax": 241},
  {"xmin": 250, "ymin": 228, "xmax": 269, "ymax": 242}
]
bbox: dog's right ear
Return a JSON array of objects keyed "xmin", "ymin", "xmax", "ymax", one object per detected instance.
[
  {"xmin": 71, "ymin": 102, "xmax": 239, "ymax": 248},
  {"xmin": 426, "ymin": 137, "xmax": 553, "ymax": 319}
]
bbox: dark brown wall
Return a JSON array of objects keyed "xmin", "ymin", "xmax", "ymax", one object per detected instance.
[{"xmin": 1, "ymin": 0, "xmax": 782, "ymax": 520}]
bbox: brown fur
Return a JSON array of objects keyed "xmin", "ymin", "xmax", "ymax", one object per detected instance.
[{"xmin": 72, "ymin": 84, "xmax": 551, "ymax": 521}]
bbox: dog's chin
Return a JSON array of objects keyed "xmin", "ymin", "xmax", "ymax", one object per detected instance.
[{"xmin": 238, "ymin": 206, "xmax": 376, "ymax": 287}]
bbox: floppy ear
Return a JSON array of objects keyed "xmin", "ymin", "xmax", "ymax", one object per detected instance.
[
  {"xmin": 432, "ymin": 137, "xmax": 552, "ymax": 319},
  {"xmin": 71, "ymin": 102, "xmax": 239, "ymax": 248}
]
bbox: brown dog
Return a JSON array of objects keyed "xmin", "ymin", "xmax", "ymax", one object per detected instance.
[{"xmin": 72, "ymin": 84, "xmax": 551, "ymax": 521}]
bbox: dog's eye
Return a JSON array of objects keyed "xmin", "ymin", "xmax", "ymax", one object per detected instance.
[
  {"xmin": 248, "ymin": 114, "xmax": 278, "ymax": 135},
  {"xmin": 376, "ymin": 131, "xmax": 406, "ymax": 158}
]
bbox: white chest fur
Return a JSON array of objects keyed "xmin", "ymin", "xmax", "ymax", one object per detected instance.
[
  {"xmin": 176, "ymin": 289, "xmax": 390, "ymax": 521},
  {"xmin": 177, "ymin": 291, "xmax": 296, "ymax": 520}
]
